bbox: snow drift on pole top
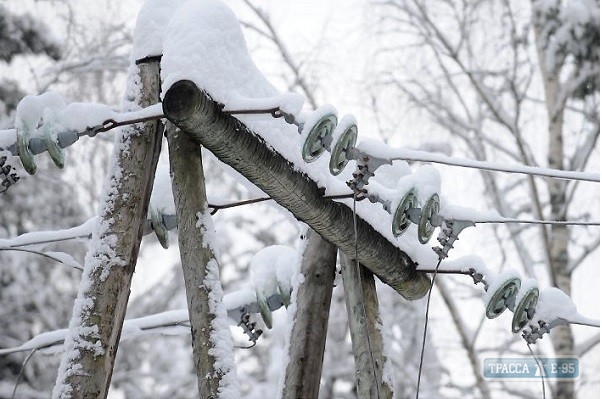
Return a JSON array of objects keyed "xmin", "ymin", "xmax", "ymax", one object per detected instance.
[
  {"xmin": 131, "ymin": 0, "xmax": 186, "ymax": 61},
  {"xmin": 161, "ymin": 0, "xmax": 303, "ymax": 115}
]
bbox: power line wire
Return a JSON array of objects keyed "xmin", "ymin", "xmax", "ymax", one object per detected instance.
[
  {"xmin": 365, "ymin": 147, "xmax": 600, "ymax": 182},
  {"xmin": 528, "ymin": 343, "xmax": 546, "ymax": 399},
  {"xmin": 475, "ymin": 219, "xmax": 599, "ymax": 226}
]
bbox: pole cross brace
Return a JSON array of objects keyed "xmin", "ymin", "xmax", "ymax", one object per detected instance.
[{"xmin": 162, "ymin": 80, "xmax": 431, "ymax": 300}]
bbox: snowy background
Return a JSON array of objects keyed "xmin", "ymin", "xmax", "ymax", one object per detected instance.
[{"xmin": 0, "ymin": 0, "xmax": 599, "ymax": 398}]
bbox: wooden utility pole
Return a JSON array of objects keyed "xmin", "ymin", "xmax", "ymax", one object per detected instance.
[
  {"xmin": 282, "ymin": 229, "xmax": 337, "ymax": 398},
  {"xmin": 340, "ymin": 253, "xmax": 394, "ymax": 399},
  {"xmin": 53, "ymin": 58, "xmax": 163, "ymax": 399},
  {"xmin": 162, "ymin": 80, "xmax": 431, "ymax": 301},
  {"xmin": 166, "ymin": 123, "xmax": 234, "ymax": 396}
]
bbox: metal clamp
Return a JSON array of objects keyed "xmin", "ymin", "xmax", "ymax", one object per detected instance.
[
  {"xmin": 522, "ymin": 319, "xmax": 558, "ymax": 344},
  {"xmin": 468, "ymin": 267, "xmax": 488, "ymax": 290},
  {"xmin": 345, "ymin": 148, "xmax": 392, "ymax": 201},
  {"xmin": 237, "ymin": 313, "xmax": 263, "ymax": 345},
  {"xmin": 432, "ymin": 218, "xmax": 475, "ymax": 260},
  {"xmin": 0, "ymin": 154, "xmax": 20, "ymax": 194}
]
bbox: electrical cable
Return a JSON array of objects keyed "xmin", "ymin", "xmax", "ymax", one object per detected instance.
[
  {"xmin": 207, "ymin": 194, "xmax": 598, "ymax": 226},
  {"xmin": 475, "ymin": 219, "xmax": 598, "ymax": 226},
  {"xmin": 528, "ymin": 343, "xmax": 546, "ymax": 399},
  {"xmin": 415, "ymin": 257, "xmax": 443, "ymax": 399},
  {"xmin": 376, "ymin": 149, "xmax": 599, "ymax": 183}
]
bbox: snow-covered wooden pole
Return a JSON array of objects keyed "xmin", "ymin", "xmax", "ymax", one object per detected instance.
[
  {"xmin": 282, "ymin": 229, "xmax": 337, "ymax": 397},
  {"xmin": 52, "ymin": 58, "xmax": 163, "ymax": 399},
  {"xmin": 162, "ymin": 80, "xmax": 430, "ymax": 301},
  {"xmin": 165, "ymin": 123, "xmax": 237, "ymax": 397},
  {"xmin": 340, "ymin": 253, "xmax": 394, "ymax": 399}
]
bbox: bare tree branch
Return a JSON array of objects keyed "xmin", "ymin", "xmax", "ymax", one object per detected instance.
[
  {"xmin": 568, "ymin": 236, "xmax": 600, "ymax": 273},
  {"xmin": 575, "ymin": 334, "xmax": 600, "ymax": 357},
  {"xmin": 241, "ymin": 0, "xmax": 318, "ymax": 108},
  {"xmin": 436, "ymin": 278, "xmax": 491, "ymax": 399}
]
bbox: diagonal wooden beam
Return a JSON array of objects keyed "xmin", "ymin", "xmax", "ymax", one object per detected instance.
[{"xmin": 162, "ymin": 80, "xmax": 430, "ymax": 300}]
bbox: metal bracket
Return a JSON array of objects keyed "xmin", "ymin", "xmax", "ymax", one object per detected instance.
[
  {"xmin": 521, "ymin": 319, "xmax": 560, "ymax": 344},
  {"xmin": 0, "ymin": 153, "xmax": 20, "ymax": 194},
  {"xmin": 468, "ymin": 267, "xmax": 488, "ymax": 290},
  {"xmin": 432, "ymin": 218, "xmax": 475, "ymax": 260},
  {"xmin": 237, "ymin": 313, "xmax": 263, "ymax": 345},
  {"xmin": 345, "ymin": 148, "xmax": 393, "ymax": 201},
  {"xmin": 229, "ymin": 291, "xmax": 285, "ymax": 339},
  {"xmin": 346, "ymin": 147, "xmax": 393, "ymax": 176}
]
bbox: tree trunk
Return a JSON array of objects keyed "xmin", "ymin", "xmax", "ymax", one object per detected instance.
[
  {"xmin": 533, "ymin": 13, "xmax": 574, "ymax": 399},
  {"xmin": 162, "ymin": 80, "xmax": 430, "ymax": 301},
  {"xmin": 166, "ymin": 123, "xmax": 236, "ymax": 397},
  {"xmin": 547, "ymin": 103, "xmax": 574, "ymax": 399},
  {"xmin": 282, "ymin": 229, "xmax": 337, "ymax": 398},
  {"xmin": 52, "ymin": 58, "xmax": 163, "ymax": 399},
  {"xmin": 340, "ymin": 252, "xmax": 394, "ymax": 399}
]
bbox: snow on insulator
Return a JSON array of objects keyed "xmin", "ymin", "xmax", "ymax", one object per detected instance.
[
  {"xmin": 373, "ymin": 162, "xmax": 412, "ymax": 188},
  {"xmin": 329, "ymin": 114, "xmax": 358, "ymax": 175},
  {"xmin": 16, "ymin": 91, "xmax": 122, "ymax": 134},
  {"xmin": 482, "ymin": 268, "xmax": 522, "ymax": 319},
  {"xmin": 412, "ymin": 165, "xmax": 441, "ymax": 201},
  {"xmin": 530, "ymin": 287, "xmax": 597, "ymax": 327},
  {"xmin": 147, "ymin": 164, "xmax": 176, "ymax": 248},
  {"xmin": 149, "ymin": 164, "xmax": 175, "ymax": 216},
  {"xmin": 16, "ymin": 92, "xmax": 66, "ymax": 130},
  {"xmin": 299, "ymin": 105, "xmax": 338, "ymax": 163},
  {"xmin": 511, "ymin": 278, "xmax": 539, "ymax": 333},
  {"xmin": 250, "ymin": 245, "xmax": 298, "ymax": 328}
]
